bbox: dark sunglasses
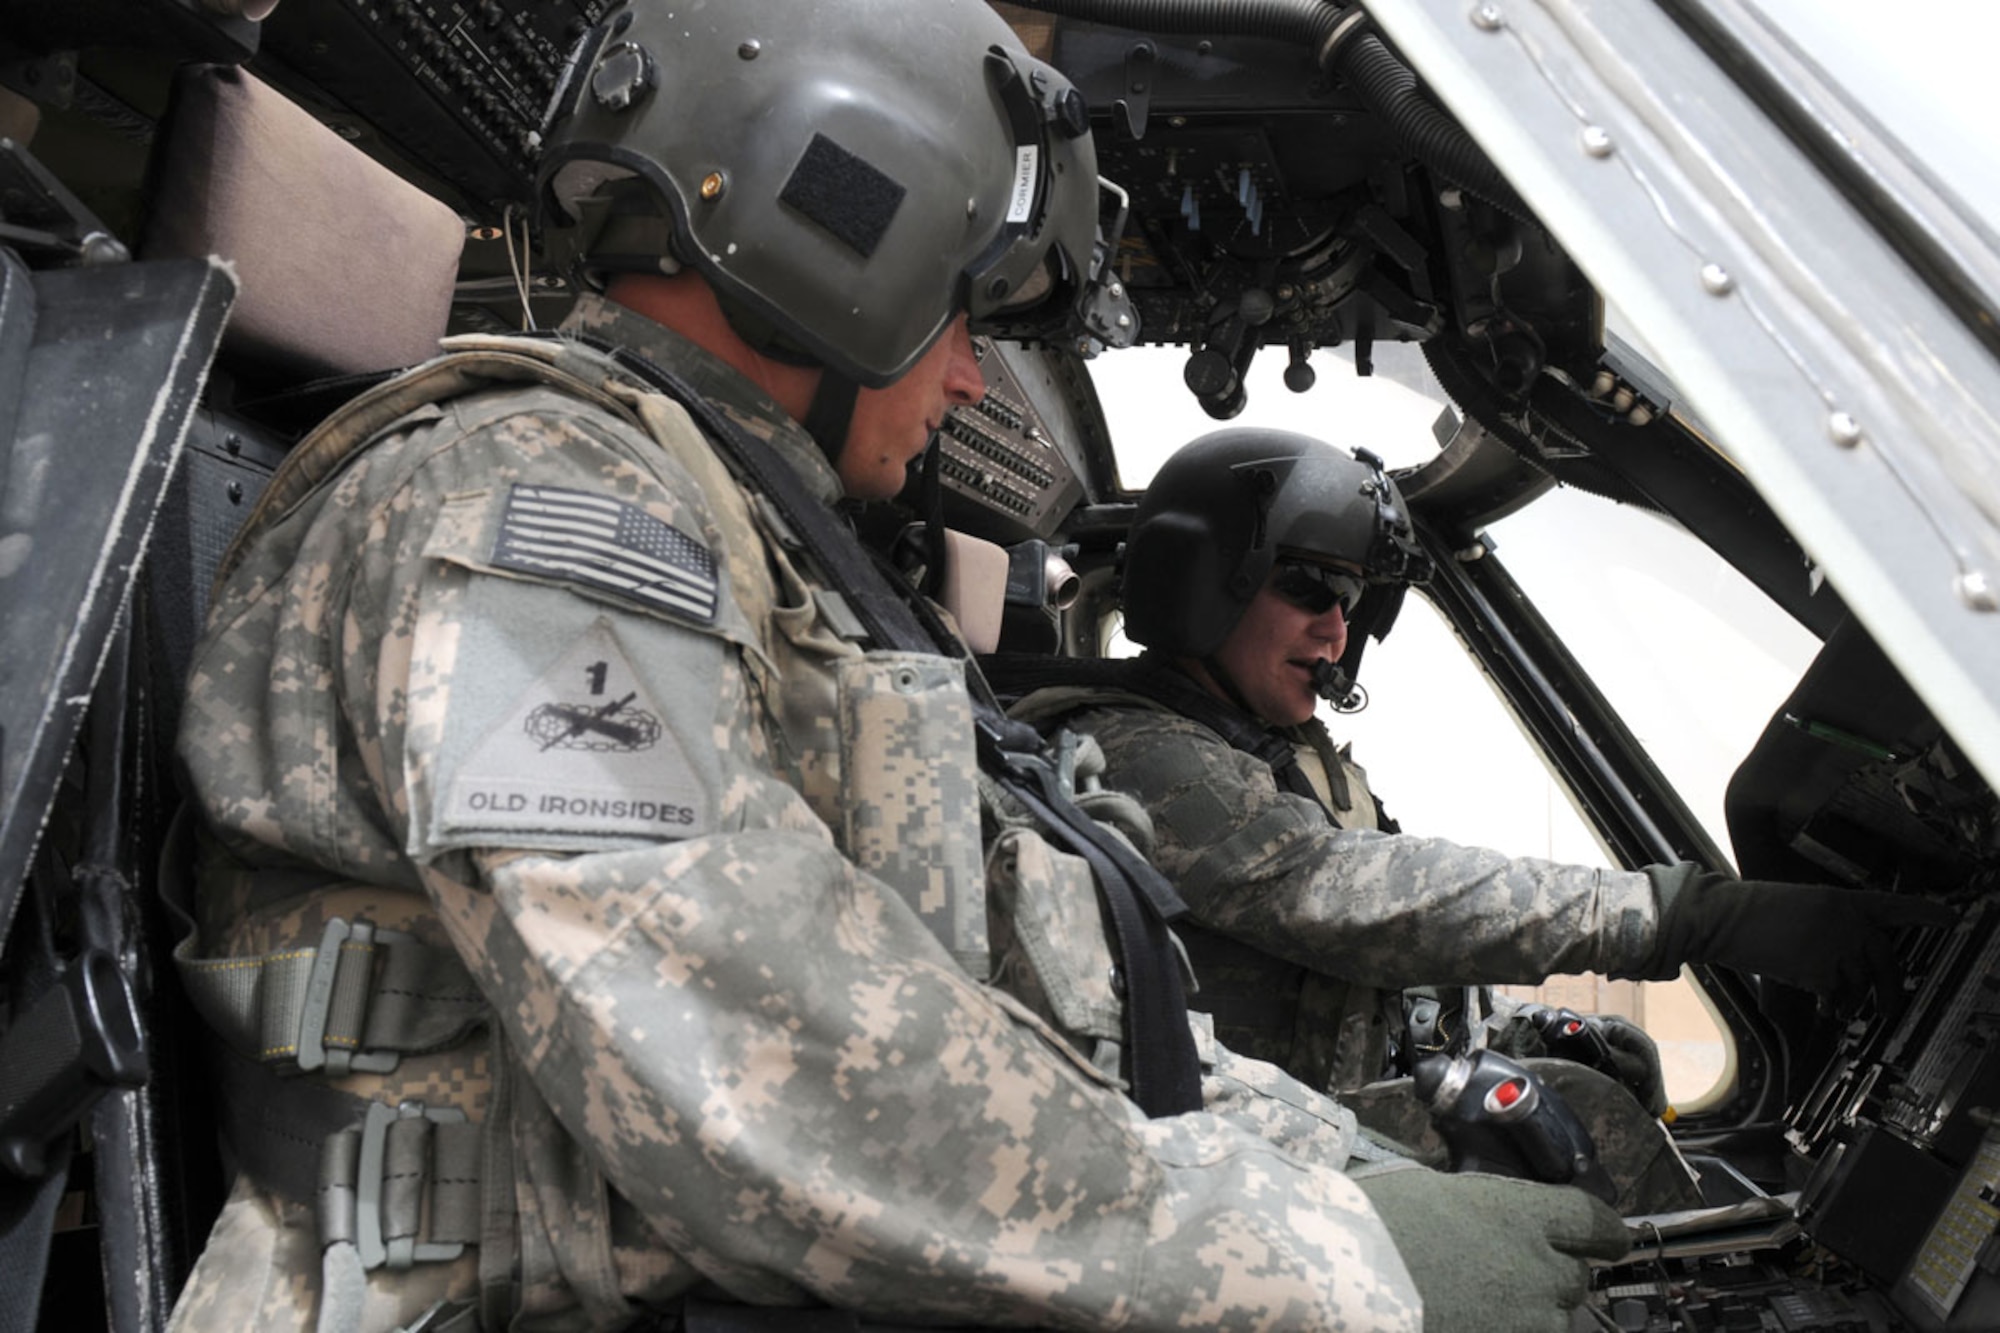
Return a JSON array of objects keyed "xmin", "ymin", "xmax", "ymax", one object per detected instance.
[{"xmin": 1269, "ymin": 560, "xmax": 1365, "ymax": 616}]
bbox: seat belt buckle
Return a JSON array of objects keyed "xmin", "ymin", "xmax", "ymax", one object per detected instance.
[
  {"xmin": 298, "ymin": 917, "xmax": 411, "ymax": 1075},
  {"xmin": 355, "ymin": 1100, "xmax": 470, "ymax": 1270},
  {"xmin": 974, "ymin": 713, "xmax": 1065, "ymax": 796}
]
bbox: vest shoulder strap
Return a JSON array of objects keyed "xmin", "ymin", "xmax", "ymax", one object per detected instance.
[{"xmin": 215, "ymin": 335, "xmax": 644, "ymax": 590}]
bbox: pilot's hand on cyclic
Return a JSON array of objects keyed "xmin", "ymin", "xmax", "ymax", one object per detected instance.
[
  {"xmin": 1648, "ymin": 867, "xmax": 1957, "ymax": 1015},
  {"xmin": 1495, "ymin": 1004, "xmax": 1668, "ymax": 1117},
  {"xmin": 1357, "ymin": 1167, "xmax": 1629, "ymax": 1333},
  {"xmin": 1592, "ymin": 1014, "xmax": 1669, "ymax": 1118}
]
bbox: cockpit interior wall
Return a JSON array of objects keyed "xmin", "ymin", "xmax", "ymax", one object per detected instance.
[{"xmin": 3, "ymin": 0, "xmax": 2000, "ymax": 1330}]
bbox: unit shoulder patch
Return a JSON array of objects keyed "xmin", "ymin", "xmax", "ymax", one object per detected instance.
[
  {"xmin": 490, "ymin": 483, "xmax": 719, "ymax": 624},
  {"xmin": 442, "ymin": 621, "xmax": 712, "ymax": 842}
]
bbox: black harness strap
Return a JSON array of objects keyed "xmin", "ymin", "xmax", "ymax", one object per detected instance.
[
  {"xmin": 592, "ymin": 341, "xmax": 1204, "ymax": 1117},
  {"xmin": 977, "ymin": 716, "xmax": 1200, "ymax": 1112}
]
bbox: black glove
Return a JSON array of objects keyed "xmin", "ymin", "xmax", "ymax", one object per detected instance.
[
  {"xmin": 1357, "ymin": 1168, "xmax": 1629, "ymax": 1332},
  {"xmin": 1493, "ymin": 1004, "xmax": 1669, "ymax": 1117},
  {"xmin": 1646, "ymin": 866, "xmax": 1957, "ymax": 1012},
  {"xmin": 1593, "ymin": 1014, "xmax": 1668, "ymax": 1118}
]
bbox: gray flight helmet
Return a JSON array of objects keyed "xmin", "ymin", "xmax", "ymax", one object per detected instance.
[
  {"xmin": 1121, "ymin": 428, "xmax": 1433, "ymax": 658},
  {"xmin": 535, "ymin": 0, "xmax": 1104, "ymax": 389}
]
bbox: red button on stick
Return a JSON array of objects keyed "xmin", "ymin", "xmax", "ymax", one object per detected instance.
[
  {"xmin": 1493, "ymin": 1078, "xmax": 1524, "ymax": 1109},
  {"xmin": 1562, "ymin": 1020, "xmax": 1584, "ymax": 1036}
]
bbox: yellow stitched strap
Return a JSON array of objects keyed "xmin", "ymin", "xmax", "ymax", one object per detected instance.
[
  {"xmin": 172, "ymin": 917, "xmax": 488, "ymax": 1073},
  {"xmin": 187, "ymin": 947, "xmax": 314, "ymax": 973}
]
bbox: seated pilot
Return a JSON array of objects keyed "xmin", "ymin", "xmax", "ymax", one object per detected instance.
[{"xmin": 1003, "ymin": 427, "xmax": 1944, "ymax": 1211}]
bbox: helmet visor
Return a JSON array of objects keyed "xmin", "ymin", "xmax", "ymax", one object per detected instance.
[{"xmin": 992, "ymin": 250, "xmax": 1057, "ymax": 313}]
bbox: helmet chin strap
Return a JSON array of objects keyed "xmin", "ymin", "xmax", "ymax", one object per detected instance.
[
  {"xmin": 916, "ymin": 436, "xmax": 948, "ymax": 597},
  {"xmin": 1193, "ymin": 653, "xmax": 1262, "ymax": 722},
  {"xmin": 708, "ymin": 286, "xmax": 860, "ymax": 471},
  {"xmin": 802, "ymin": 368, "xmax": 861, "ymax": 471}
]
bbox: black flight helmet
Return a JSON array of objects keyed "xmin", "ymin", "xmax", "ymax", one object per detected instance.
[{"xmin": 1122, "ymin": 428, "xmax": 1433, "ymax": 660}]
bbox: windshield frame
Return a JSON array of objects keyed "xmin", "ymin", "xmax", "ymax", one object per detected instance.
[{"xmin": 1363, "ymin": 0, "xmax": 2000, "ymax": 792}]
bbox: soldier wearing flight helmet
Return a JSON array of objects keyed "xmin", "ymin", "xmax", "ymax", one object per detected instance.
[
  {"xmin": 1010, "ymin": 426, "xmax": 1948, "ymax": 1227},
  {"xmin": 168, "ymin": 5, "xmax": 1640, "ymax": 1320},
  {"xmin": 169, "ymin": 5, "xmax": 1621, "ymax": 1330}
]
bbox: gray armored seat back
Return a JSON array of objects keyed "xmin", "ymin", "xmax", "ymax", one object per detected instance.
[
  {"xmin": 137, "ymin": 63, "xmax": 466, "ymax": 709},
  {"xmin": 141, "ymin": 62, "xmax": 463, "ymax": 383}
]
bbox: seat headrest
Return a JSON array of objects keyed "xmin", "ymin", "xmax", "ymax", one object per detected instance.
[{"xmin": 141, "ymin": 64, "xmax": 464, "ymax": 383}]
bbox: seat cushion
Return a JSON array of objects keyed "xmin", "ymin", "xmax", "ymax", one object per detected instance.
[{"xmin": 142, "ymin": 64, "xmax": 463, "ymax": 381}]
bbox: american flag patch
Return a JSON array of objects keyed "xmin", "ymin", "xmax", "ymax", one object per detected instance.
[{"xmin": 491, "ymin": 485, "xmax": 719, "ymax": 624}]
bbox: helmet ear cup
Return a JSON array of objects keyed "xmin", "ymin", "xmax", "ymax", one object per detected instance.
[{"xmin": 1122, "ymin": 513, "xmax": 1231, "ymax": 658}]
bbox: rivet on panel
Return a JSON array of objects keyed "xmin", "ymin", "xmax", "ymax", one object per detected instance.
[
  {"xmin": 1581, "ymin": 125, "xmax": 1614, "ymax": 158},
  {"xmin": 1699, "ymin": 263, "xmax": 1734, "ymax": 295},
  {"xmin": 1472, "ymin": 4, "xmax": 1505, "ymax": 31},
  {"xmin": 1827, "ymin": 412, "xmax": 1863, "ymax": 449},
  {"xmin": 700, "ymin": 172, "xmax": 726, "ymax": 201},
  {"xmin": 1957, "ymin": 570, "xmax": 1998, "ymax": 612}
]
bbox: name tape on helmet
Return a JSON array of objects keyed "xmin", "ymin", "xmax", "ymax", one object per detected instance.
[{"xmin": 1007, "ymin": 146, "xmax": 1040, "ymax": 225}]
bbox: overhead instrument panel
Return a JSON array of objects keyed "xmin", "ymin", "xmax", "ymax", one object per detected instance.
[{"xmin": 252, "ymin": 0, "xmax": 610, "ymax": 215}]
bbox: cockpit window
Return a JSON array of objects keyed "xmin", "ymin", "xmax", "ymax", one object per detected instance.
[
  {"xmin": 1484, "ymin": 490, "xmax": 1821, "ymax": 859},
  {"xmin": 1095, "ymin": 345, "xmax": 1448, "ymax": 492}
]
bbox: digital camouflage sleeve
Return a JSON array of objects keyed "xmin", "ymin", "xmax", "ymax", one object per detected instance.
[
  {"xmin": 1066, "ymin": 699, "xmax": 1673, "ymax": 991},
  {"xmin": 173, "ymin": 314, "xmax": 1428, "ymax": 1331}
]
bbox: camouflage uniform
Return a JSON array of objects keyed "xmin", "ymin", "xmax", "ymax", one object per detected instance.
[
  {"xmin": 167, "ymin": 296, "xmax": 1427, "ymax": 1331},
  {"xmin": 1007, "ymin": 682, "xmax": 1395, "ymax": 1092},
  {"xmin": 1008, "ymin": 689, "xmax": 1703, "ymax": 1214}
]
